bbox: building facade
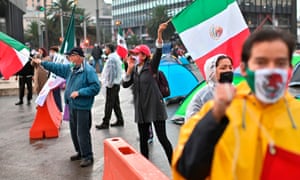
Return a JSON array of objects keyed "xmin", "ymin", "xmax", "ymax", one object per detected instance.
[
  {"xmin": 112, "ymin": 0, "xmax": 193, "ymax": 40},
  {"xmin": 0, "ymin": 0, "xmax": 26, "ymax": 42},
  {"xmin": 239, "ymin": 0, "xmax": 297, "ymax": 38},
  {"xmin": 77, "ymin": 0, "xmax": 112, "ymax": 44},
  {"xmin": 112, "ymin": 0, "xmax": 297, "ymax": 43}
]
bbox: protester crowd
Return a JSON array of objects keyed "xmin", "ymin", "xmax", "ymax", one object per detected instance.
[{"xmin": 13, "ymin": 18, "xmax": 300, "ymax": 180}]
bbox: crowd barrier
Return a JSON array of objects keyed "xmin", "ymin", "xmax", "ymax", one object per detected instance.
[
  {"xmin": 103, "ymin": 137, "xmax": 170, "ymax": 180},
  {"xmin": 29, "ymin": 90, "xmax": 62, "ymax": 139}
]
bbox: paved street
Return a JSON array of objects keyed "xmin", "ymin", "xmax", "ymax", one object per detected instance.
[{"xmin": 0, "ymin": 84, "xmax": 181, "ymax": 180}]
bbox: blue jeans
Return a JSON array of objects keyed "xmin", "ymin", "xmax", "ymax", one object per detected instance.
[
  {"xmin": 93, "ymin": 58, "xmax": 103, "ymax": 73},
  {"xmin": 69, "ymin": 108, "xmax": 93, "ymax": 160}
]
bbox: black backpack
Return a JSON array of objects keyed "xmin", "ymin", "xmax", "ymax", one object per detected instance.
[{"xmin": 151, "ymin": 69, "xmax": 171, "ymax": 98}]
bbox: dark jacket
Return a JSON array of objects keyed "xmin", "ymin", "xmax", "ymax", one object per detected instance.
[
  {"xmin": 17, "ymin": 60, "xmax": 34, "ymax": 76},
  {"xmin": 123, "ymin": 48, "xmax": 167, "ymax": 123},
  {"xmin": 41, "ymin": 60, "xmax": 100, "ymax": 110},
  {"xmin": 91, "ymin": 46, "xmax": 102, "ymax": 60}
]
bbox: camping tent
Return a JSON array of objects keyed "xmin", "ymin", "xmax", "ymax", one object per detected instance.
[
  {"xmin": 159, "ymin": 55, "xmax": 199, "ymax": 102},
  {"xmin": 171, "ymin": 74, "xmax": 245, "ymax": 125}
]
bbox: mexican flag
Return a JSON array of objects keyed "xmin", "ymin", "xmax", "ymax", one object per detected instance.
[
  {"xmin": 35, "ymin": 5, "xmax": 76, "ymax": 106},
  {"xmin": 172, "ymin": 0, "xmax": 249, "ymax": 76},
  {"xmin": 0, "ymin": 32, "xmax": 30, "ymax": 79},
  {"xmin": 116, "ymin": 28, "xmax": 128, "ymax": 59}
]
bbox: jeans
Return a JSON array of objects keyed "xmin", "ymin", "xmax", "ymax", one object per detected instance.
[
  {"xmin": 93, "ymin": 58, "xmax": 103, "ymax": 73},
  {"xmin": 69, "ymin": 108, "xmax": 93, "ymax": 160}
]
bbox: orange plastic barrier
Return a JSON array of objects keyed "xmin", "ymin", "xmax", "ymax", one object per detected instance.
[
  {"xmin": 103, "ymin": 137, "xmax": 170, "ymax": 180},
  {"xmin": 29, "ymin": 90, "xmax": 62, "ymax": 139}
]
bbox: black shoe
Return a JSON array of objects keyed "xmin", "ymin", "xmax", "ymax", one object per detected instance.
[
  {"xmin": 70, "ymin": 154, "xmax": 81, "ymax": 161},
  {"xmin": 15, "ymin": 101, "xmax": 23, "ymax": 105},
  {"xmin": 27, "ymin": 101, "xmax": 31, "ymax": 105},
  {"xmin": 110, "ymin": 121, "xmax": 124, "ymax": 127},
  {"xmin": 95, "ymin": 123, "xmax": 109, "ymax": 129},
  {"xmin": 80, "ymin": 158, "xmax": 93, "ymax": 167}
]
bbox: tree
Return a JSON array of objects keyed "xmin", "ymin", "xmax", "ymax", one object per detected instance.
[
  {"xmin": 126, "ymin": 34, "xmax": 141, "ymax": 48},
  {"xmin": 146, "ymin": 5, "xmax": 175, "ymax": 41},
  {"xmin": 46, "ymin": 0, "xmax": 94, "ymax": 47},
  {"xmin": 24, "ymin": 21, "xmax": 39, "ymax": 48}
]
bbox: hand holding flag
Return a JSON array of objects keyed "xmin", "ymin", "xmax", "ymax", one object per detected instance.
[{"xmin": 0, "ymin": 32, "xmax": 30, "ymax": 79}]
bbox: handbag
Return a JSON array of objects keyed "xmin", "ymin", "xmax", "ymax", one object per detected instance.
[{"xmin": 63, "ymin": 104, "xmax": 69, "ymax": 121}]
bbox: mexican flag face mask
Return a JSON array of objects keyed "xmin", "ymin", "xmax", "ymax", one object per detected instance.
[{"xmin": 245, "ymin": 68, "xmax": 288, "ymax": 104}]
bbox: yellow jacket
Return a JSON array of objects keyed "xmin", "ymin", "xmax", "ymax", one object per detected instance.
[{"xmin": 172, "ymin": 81, "xmax": 300, "ymax": 180}]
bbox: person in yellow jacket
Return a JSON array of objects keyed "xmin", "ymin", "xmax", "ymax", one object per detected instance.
[{"xmin": 172, "ymin": 29, "xmax": 300, "ymax": 180}]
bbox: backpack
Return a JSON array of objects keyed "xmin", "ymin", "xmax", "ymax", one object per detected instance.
[{"xmin": 152, "ymin": 70, "xmax": 171, "ymax": 98}]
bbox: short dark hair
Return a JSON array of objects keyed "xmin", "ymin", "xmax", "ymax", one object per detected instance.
[
  {"xmin": 50, "ymin": 46, "xmax": 59, "ymax": 52},
  {"xmin": 216, "ymin": 55, "xmax": 233, "ymax": 67},
  {"xmin": 105, "ymin": 43, "xmax": 115, "ymax": 52},
  {"xmin": 241, "ymin": 29, "xmax": 296, "ymax": 66}
]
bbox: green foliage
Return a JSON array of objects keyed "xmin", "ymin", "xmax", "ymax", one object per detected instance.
[
  {"xmin": 45, "ymin": 0, "xmax": 94, "ymax": 46},
  {"xmin": 146, "ymin": 5, "xmax": 175, "ymax": 41},
  {"xmin": 24, "ymin": 21, "xmax": 39, "ymax": 48},
  {"xmin": 126, "ymin": 34, "xmax": 141, "ymax": 48}
]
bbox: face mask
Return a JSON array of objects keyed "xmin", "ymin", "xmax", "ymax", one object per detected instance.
[
  {"xmin": 132, "ymin": 55, "xmax": 141, "ymax": 65},
  {"xmin": 70, "ymin": 62, "xmax": 76, "ymax": 70},
  {"xmin": 245, "ymin": 68, "xmax": 288, "ymax": 104},
  {"xmin": 219, "ymin": 71, "xmax": 233, "ymax": 83},
  {"xmin": 49, "ymin": 52, "xmax": 54, "ymax": 58}
]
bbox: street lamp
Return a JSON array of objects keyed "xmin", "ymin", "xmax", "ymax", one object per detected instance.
[
  {"xmin": 52, "ymin": 2, "xmax": 64, "ymax": 39},
  {"xmin": 96, "ymin": 0, "xmax": 100, "ymax": 44}
]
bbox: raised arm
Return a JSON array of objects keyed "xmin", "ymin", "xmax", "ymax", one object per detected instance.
[{"xmin": 151, "ymin": 21, "xmax": 169, "ymax": 72}]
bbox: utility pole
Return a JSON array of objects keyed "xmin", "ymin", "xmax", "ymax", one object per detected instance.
[
  {"xmin": 83, "ymin": 18, "xmax": 87, "ymax": 41},
  {"xmin": 60, "ymin": 8, "xmax": 64, "ymax": 39},
  {"xmin": 43, "ymin": 0, "xmax": 48, "ymax": 49},
  {"xmin": 96, "ymin": 0, "xmax": 100, "ymax": 44},
  {"xmin": 37, "ymin": 11, "xmax": 43, "ymax": 48}
]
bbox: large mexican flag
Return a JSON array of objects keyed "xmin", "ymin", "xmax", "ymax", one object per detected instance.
[
  {"xmin": 0, "ymin": 32, "xmax": 30, "ymax": 79},
  {"xmin": 172, "ymin": 0, "xmax": 249, "ymax": 76}
]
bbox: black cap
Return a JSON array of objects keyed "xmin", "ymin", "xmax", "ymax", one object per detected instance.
[{"xmin": 65, "ymin": 47, "xmax": 85, "ymax": 57}]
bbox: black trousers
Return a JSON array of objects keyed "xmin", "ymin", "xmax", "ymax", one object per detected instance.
[
  {"xmin": 137, "ymin": 121, "xmax": 173, "ymax": 164},
  {"xmin": 18, "ymin": 75, "xmax": 33, "ymax": 102},
  {"xmin": 102, "ymin": 84, "xmax": 124, "ymax": 124}
]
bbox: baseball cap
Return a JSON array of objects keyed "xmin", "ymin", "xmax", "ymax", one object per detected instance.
[
  {"xmin": 129, "ymin": 44, "xmax": 151, "ymax": 57},
  {"xmin": 65, "ymin": 47, "xmax": 85, "ymax": 57}
]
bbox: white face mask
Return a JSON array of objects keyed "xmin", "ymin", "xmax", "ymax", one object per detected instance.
[
  {"xmin": 246, "ymin": 68, "xmax": 288, "ymax": 104},
  {"xmin": 132, "ymin": 55, "xmax": 141, "ymax": 65}
]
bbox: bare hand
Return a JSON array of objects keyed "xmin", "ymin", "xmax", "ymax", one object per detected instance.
[
  {"xmin": 126, "ymin": 56, "xmax": 135, "ymax": 75},
  {"xmin": 158, "ymin": 19, "xmax": 170, "ymax": 33},
  {"xmin": 70, "ymin": 91, "xmax": 79, "ymax": 99},
  {"xmin": 212, "ymin": 83, "xmax": 236, "ymax": 122},
  {"xmin": 32, "ymin": 58, "xmax": 42, "ymax": 65}
]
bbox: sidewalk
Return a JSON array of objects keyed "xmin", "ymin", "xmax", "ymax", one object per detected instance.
[{"xmin": 0, "ymin": 76, "xmax": 19, "ymax": 96}]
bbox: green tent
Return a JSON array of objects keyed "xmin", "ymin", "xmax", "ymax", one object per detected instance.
[
  {"xmin": 171, "ymin": 74, "xmax": 245, "ymax": 124},
  {"xmin": 292, "ymin": 53, "xmax": 300, "ymax": 66}
]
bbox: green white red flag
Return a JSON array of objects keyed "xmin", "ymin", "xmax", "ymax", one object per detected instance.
[
  {"xmin": 116, "ymin": 27, "xmax": 128, "ymax": 59},
  {"xmin": 0, "ymin": 32, "xmax": 30, "ymax": 79},
  {"xmin": 172, "ymin": 0, "xmax": 249, "ymax": 76},
  {"xmin": 36, "ymin": 5, "xmax": 76, "ymax": 106}
]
